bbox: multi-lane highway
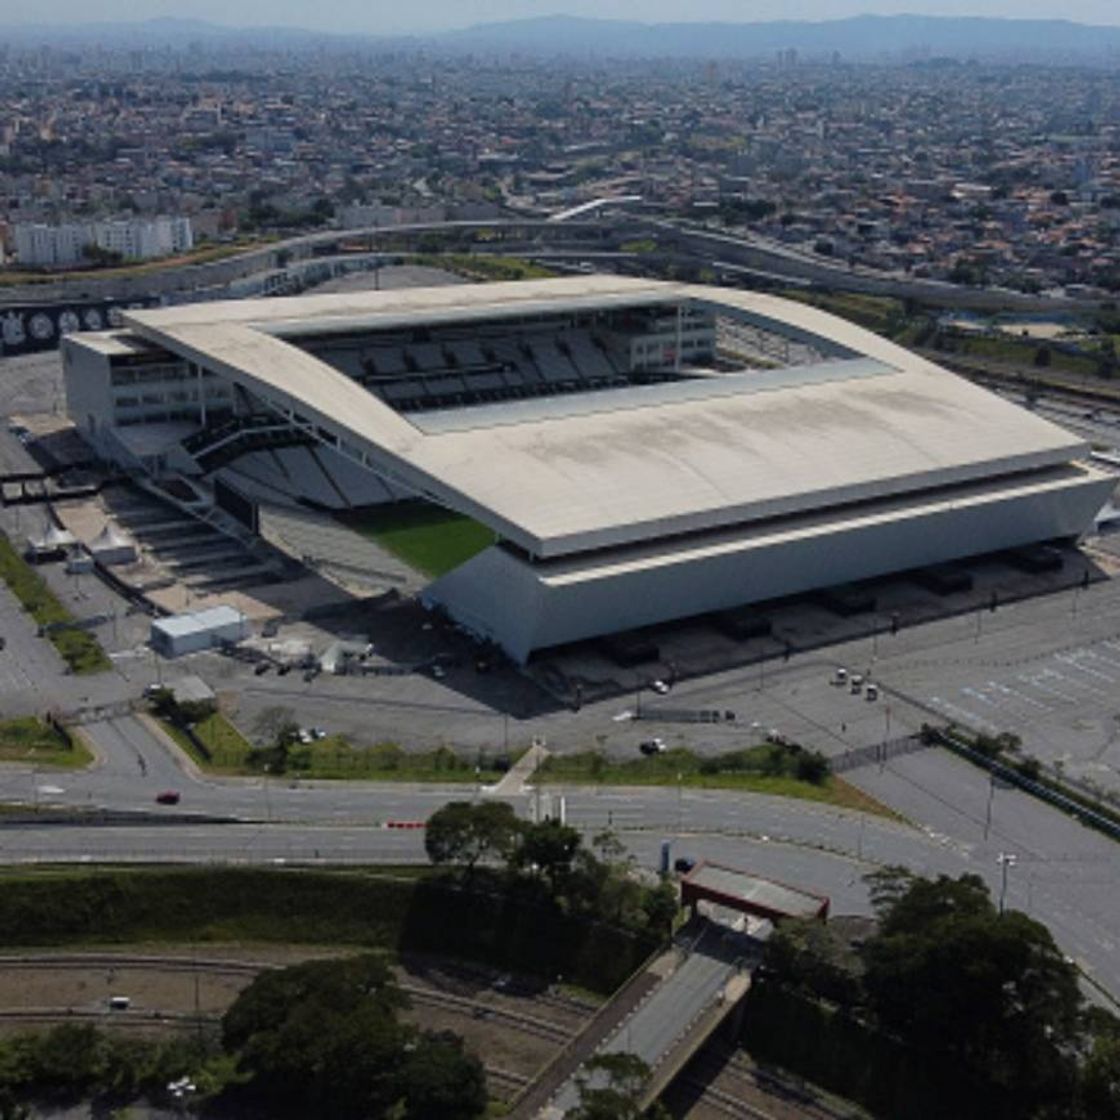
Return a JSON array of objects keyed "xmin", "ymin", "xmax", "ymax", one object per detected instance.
[{"xmin": 1, "ymin": 709, "xmax": 1117, "ymax": 1000}]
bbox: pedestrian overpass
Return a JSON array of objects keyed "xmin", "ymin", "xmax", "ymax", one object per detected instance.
[{"xmin": 510, "ymin": 863, "xmax": 830, "ymax": 1118}]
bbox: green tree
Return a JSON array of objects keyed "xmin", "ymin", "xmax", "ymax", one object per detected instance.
[
  {"xmin": 399, "ymin": 1030, "xmax": 487, "ymax": 1120},
  {"xmin": 1081, "ymin": 1033, "xmax": 1120, "ymax": 1118},
  {"xmin": 862, "ymin": 874, "xmax": 1081, "ymax": 1115},
  {"xmin": 424, "ymin": 800, "xmax": 521, "ymax": 872},
  {"xmin": 640, "ymin": 879, "xmax": 679, "ymax": 939},
  {"xmin": 567, "ymin": 1052, "xmax": 661, "ymax": 1120},
  {"xmin": 222, "ymin": 955, "xmax": 418, "ymax": 1120},
  {"xmin": 513, "ymin": 819, "xmax": 582, "ymax": 894},
  {"xmin": 252, "ymin": 705, "xmax": 298, "ymax": 746},
  {"xmin": 765, "ymin": 916, "xmax": 861, "ymax": 1006}
]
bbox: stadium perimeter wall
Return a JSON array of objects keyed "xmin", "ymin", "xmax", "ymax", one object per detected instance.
[{"xmin": 424, "ymin": 467, "xmax": 1111, "ymax": 662}]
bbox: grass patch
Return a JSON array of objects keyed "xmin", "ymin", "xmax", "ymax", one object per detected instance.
[
  {"xmin": 0, "ymin": 867, "xmax": 654, "ymax": 994},
  {"xmin": 0, "ymin": 532, "xmax": 111, "ymax": 674},
  {"xmin": 414, "ymin": 253, "xmax": 556, "ymax": 282},
  {"xmin": 536, "ymin": 747, "xmax": 899, "ymax": 818},
  {"xmin": 159, "ymin": 711, "xmax": 253, "ymax": 774},
  {"xmin": 782, "ymin": 290, "xmax": 905, "ymax": 334},
  {"xmin": 342, "ymin": 500, "xmax": 494, "ymax": 577},
  {"xmin": 0, "ymin": 238, "xmax": 276, "ymax": 287},
  {"xmin": 160, "ymin": 714, "xmax": 519, "ymax": 783},
  {"xmin": 0, "ymin": 717, "xmax": 92, "ymax": 769}
]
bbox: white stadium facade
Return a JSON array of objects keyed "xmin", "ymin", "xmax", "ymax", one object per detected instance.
[{"xmin": 63, "ymin": 276, "xmax": 1113, "ymax": 663}]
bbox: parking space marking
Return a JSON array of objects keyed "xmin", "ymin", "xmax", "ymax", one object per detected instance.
[
  {"xmin": 985, "ymin": 680, "xmax": 1049, "ymax": 711},
  {"xmin": 1017, "ymin": 670, "xmax": 1080, "ymax": 704},
  {"xmin": 1055, "ymin": 652, "xmax": 1116, "ymax": 684},
  {"xmin": 961, "ymin": 686, "xmax": 1000, "ymax": 707},
  {"xmin": 928, "ymin": 695, "xmax": 999, "ymax": 733},
  {"xmin": 1081, "ymin": 647, "xmax": 1120, "ymax": 673}
]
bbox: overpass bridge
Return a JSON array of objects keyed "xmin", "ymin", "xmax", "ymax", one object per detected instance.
[
  {"xmin": 529, "ymin": 920, "xmax": 755, "ymax": 1118},
  {"xmin": 512, "ymin": 863, "xmax": 828, "ymax": 1118}
]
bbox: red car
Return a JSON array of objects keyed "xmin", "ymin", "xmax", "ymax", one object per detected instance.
[{"xmin": 155, "ymin": 790, "xmax": 181, "ymax": 806}]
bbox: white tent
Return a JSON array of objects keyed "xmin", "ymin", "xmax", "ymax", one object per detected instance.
[
  {"xmin": 89, "ymin": 522, "xmax": 137, "ymax": 566},
  {"xmin": 25, "ymin": 524, "xmax": 77, "ymax": 561}
]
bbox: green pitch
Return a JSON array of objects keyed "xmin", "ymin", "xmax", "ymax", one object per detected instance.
[{"xmin": 343, "ymin": 500, "xmax": 495, "ymax": 577}]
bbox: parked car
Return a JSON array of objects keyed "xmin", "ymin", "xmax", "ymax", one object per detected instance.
[
  {"xmin": 639, "ymin": 738, "xmax": 666, "ymax": 755},
  {"xmin": 155, "ymin": 790, "xmax": 181, "ymax": 806},
  {"xmin": 649, "ymin": 679, "xmax": 671, "ymax": 695}
]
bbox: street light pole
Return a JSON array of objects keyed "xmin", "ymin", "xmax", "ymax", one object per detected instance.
[
  {"xmin": 998, "ymin": 852, "xmax": 1017, "ymax": 914},
  {"xmin": 984, "ymin": 771, "xmax": 996, "ymax": 841}
]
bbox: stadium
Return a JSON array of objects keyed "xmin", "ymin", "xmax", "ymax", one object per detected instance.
[{"xmin": 62, "ymin": 275, "xmax": 1112, "ymax": 663}]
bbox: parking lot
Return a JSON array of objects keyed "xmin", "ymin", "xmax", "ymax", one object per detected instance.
[{"xmin": 3, "ymin": 328, "xmax": 1120, "ymax": 798}]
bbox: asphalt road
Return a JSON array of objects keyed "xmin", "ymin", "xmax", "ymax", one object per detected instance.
[{"xmin": 3, "ymin": 711, "xmax": 1117, "ymax": 997}]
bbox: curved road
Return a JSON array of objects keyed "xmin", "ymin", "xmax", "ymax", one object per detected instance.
[{"xmin": 0, "ymin": 712, "xmax": 1117, "ymax": 1001}]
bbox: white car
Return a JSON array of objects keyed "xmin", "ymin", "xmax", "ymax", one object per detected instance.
[{"xmin": 649, "ymin": 679, "xmax": 671, "ymax": 695}]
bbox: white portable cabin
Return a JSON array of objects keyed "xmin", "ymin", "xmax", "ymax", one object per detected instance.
[{"xmin": 150, "ymin": 605, "xmax": 249, "ymax": 658}]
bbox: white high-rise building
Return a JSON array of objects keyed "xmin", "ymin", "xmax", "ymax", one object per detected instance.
[{"xmin": 14, "ymin": 216, "xmax": 193, "ymax": 267}]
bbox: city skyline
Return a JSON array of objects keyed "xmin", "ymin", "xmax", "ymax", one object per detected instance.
[{"xmin": 7, "ymin": 1, "xmax": 1120, "ymax": 35}]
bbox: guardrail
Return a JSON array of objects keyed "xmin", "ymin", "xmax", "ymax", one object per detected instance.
[{"xmin": 935, "ymin": 730, "xmax": 1120, "ymax": 843}]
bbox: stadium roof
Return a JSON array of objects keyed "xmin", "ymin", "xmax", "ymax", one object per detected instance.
[{"xmin": 123, "ymin": 277, "xmax": 1090, "ymax": 560}]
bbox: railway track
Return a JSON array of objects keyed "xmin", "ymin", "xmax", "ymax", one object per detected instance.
[
  {"xmin": 399, "ymin": 984, "xmax": 573, "ymax": 1043},
  {"xmin": 0, "ymin": 953, "xmax": 577, "ymax": 1044},
  {"xmin": 0, "ymin": 1007, "xmax": 217, "ymax": 1029},
  {"xmin": 679, "ymin": 1077, "xmax": 776, "ymax": 1120},
  {"xmin": 682, "ymin": 1045, "xmax": 863, "ymax": 1120},
  {"xmin": 0, "ymin": 953, "xmax": 268, "ymax": 976}
]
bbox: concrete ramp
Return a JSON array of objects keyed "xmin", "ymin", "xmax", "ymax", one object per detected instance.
[{"xmin": 489, "ymin": 739, "xmax": 549, "ymax": 797}]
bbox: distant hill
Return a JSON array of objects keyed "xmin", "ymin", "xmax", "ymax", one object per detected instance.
[
  {"xmin": 5, "ymin": 13, "xmax": 1120, "ymax": 62},
  {"xmin": 441, "ymin": 14, "xmax": 1120, "ymax": 61}
]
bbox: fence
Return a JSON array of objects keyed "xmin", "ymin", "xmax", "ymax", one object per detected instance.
[
  {"xmin": 829, "ymin": 735, "xmax": 931, "ymax": 774},
  {"xmin": 635, "ymin": 707, "xmax": 736, "ymax": 725}
]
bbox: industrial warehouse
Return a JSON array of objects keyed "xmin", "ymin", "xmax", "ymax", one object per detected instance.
[{"xmin": 62, "ymin": 275, "xmax": 1113, "ymax": 663}]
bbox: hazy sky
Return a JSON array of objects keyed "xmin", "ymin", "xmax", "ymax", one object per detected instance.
[{"xmin": 11, "ymin": 0, "xmax": 1120, "ymax": 33}]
